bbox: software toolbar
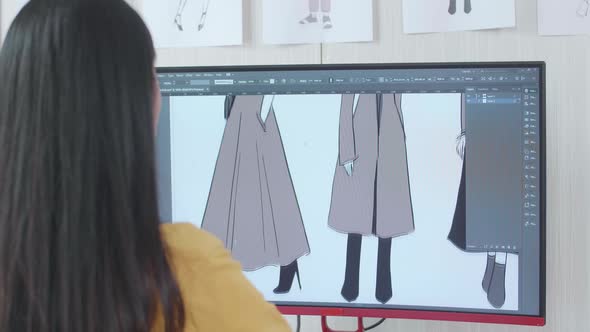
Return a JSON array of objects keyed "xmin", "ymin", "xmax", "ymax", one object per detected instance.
[{"xmin": 157, "ymin": 68, "xmax": 540, "ymax": 95}]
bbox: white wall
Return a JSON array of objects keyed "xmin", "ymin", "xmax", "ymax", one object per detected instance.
[{"xmin": 2, "ymin": 0, "xmax": 589, "ymax": 331}]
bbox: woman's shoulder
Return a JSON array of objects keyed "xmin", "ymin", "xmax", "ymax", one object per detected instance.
[
  {"xmin": 160, "ymin": 222, "xmax": 222, "ymax": 260},
  {"xmin": 159, "ymin": 223, "xmax": 290, "ymax": 332}
]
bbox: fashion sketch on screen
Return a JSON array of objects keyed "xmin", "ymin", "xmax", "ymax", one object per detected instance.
[
  {"xmin": 447, "ymin": 94, "xmax": 509, "ymax": 309},
  {"xmin": 201, "ymin": 95, "xmax": 310, "ymax": 295},
  {"xmin": 328, "ymin": 94, "xmax": 415, "ymax": 304},
  {"xmin": 174, "ymin": 0, "xmax": 211, "ymax": 31},
  {"xmin": 299, "ymin": 0, "xmax": 333, "ymax": 29}
]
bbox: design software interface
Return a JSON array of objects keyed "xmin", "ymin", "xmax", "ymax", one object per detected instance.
[{"xmin": 156, "ymin": 65, "xmax": 543, "ymax": 316}]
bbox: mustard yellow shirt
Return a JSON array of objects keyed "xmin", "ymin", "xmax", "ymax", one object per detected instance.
[{"xmin": 154, "ymin": 223, "xmax": 291, "ymax": 332}]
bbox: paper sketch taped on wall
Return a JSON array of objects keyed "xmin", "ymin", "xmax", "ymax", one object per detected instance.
[
  {"xmin": 262, "ymin": 0, "xmax": 372, "ymax": 44},
  {"xmin": 174, "ymin": 0, "xmax": 212, "ymax": 31},
  {"xmin": 578, "ymin": 0, "xmax": 590, "ymax": 17},
  {"xmin": 299, "ymin": 0, "xmax": 333, "ymax": 29},
  {"xmin": 449, "ymin": 0, "xmax": 472, "ymax": 15}
]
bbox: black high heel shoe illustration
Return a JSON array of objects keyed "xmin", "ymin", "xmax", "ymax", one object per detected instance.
[{"xmin": 273, "ymin": 260, "xmax": 301, "ymax": 294}]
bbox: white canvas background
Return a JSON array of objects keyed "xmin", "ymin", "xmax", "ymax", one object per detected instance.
[
  {"xmin": 167, "ymin": 94, "xmax": 519, "ymax": 311},
  {"xmin": 142, "ymin": 0, "xmax": 242, "ymax": 48},
  {"xmin": 262, "ymin": 0, "xmax": 373, "ymax": 44},
  {"xmin": 402, "ymin": 0, "xmax": 516, "ymax": 34}
]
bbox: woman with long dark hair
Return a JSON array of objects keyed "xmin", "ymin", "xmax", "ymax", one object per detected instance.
[{"xmin": 0, "ymin": 1, "xmax": 289, "ymax": 331}]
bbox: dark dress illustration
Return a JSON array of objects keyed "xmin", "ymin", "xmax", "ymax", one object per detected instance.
[
  {"xmin": 328, "ymin": 94, "xmax": 415, "ymax": 304},
  {"xmin": 174, "ymin": 0, "xmax": 211, "ymax": 31},
  {"xmin": 299, "ymin": 0, "xmax": 333, "ymax": 29},
  {"xmin": 448, "ymin": 94, "xmax": 508, "ymax": 309},
  {"xmin": 449, "ymin": 0, "xmax": 472, "ymax": 15},
  {"xmin": 201, "ymin": 95, "xmax": 310, "ymax": 294}
]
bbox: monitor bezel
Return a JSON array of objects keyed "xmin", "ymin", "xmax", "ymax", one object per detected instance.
[{"xmin": 157, "ymin": 62, "xmax": 546, "ymax": 326}]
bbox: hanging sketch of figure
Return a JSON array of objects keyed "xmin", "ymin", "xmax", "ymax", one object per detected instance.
[
  {"xmin": 578, "ymin": 0, "xmax": 589, "ymax": 17},
  {"xmin": 328, "ymin": 94, "xmax": 414, "ymax": 304},
  {"xmin": 449, "ymin": 0, "xmax": 472, "ymax": 15},
  {"xmin": 201, "ymin": 95, "xmax": 310, "ymax": 295},
  {"xmin": 447, "ymin": 94, "xmax": 508, "ymax": 309},
  {"xmin": 174, "ymin": 0, "xmax": 211, "ymax": 31},
  {"xmin": 299, "ymin": 0, "xmax": 333, "ymax": 29}
]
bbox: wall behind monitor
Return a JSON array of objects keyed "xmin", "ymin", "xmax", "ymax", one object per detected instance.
[{"xmin": 2, "ymin": 0, "xmax": 589, "ymax": 331}]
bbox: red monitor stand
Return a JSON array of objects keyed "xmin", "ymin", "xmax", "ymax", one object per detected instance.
[{"xmin": 321, "ymin": 316, "xmax": 364, "ymax": 332}]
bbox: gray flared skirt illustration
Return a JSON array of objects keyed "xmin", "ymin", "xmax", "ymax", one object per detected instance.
[
  {"xmin": 201, "ymin": 95, "xmax": 310, "ymax": 271},
  {"xmin": 328, "ymin": 94, "xmax": 415, "ymax": 238}
]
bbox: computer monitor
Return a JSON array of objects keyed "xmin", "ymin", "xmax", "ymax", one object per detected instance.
[{"xmin": 155, "ymin": 63, "xmax": 546, "ymax": 326}]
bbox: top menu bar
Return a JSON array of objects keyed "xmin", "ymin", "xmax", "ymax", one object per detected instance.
[{"xmin": 157, "ymin": 67, "xmax": 540, "ymax": 95}]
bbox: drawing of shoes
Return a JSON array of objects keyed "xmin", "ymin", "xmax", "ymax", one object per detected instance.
[
  {"xmin": 273, "ymin": 260, "xmax": 302, "ymax": 294},
  {"xmin": 482, "ymin": 254, "xmax": 495, "ymax": 293},
  {"xmin": 198, "ymin": 1, "xmax": 210, "ymax": 31},
  {"xmin": 487, "ymin": 262, "xmax": 506, "ymax": 308},
  {"xmin": 198, "ymin": 12, "xmax": 207, "ymax": 31},
  {"xmin": 464, "ymin": 0, "xmax": 472, "ymax": 14},
  {"xmin": 174, "ymin": 14, "xmax": 183, "ymax": 31},
  {"xmin": 323, "ymin": 15, "xmax": 333, "ymax": 29},
  {"xmin": 577, "ymin": 0, "xmax": 589, "ymax": 17},
  {"xmin": 449, "ymin": 0, "xmax": 457, "ymax": 15},
  {"xmin": 299, "ymin": 14, "xmax": 318, "ymax": 24}
]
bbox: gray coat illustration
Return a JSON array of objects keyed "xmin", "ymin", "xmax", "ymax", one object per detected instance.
[
  {"xmin": 328, "ymin": 94, "xmax": 414, "ymax": 238},
  {"xmin": 201, "ymin": 95, "xmax": 310, "ymax": 271}
]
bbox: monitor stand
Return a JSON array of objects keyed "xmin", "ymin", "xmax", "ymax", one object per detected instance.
[{"xmin": 321, "ymin": 316, "xmax": 364, "ymax": 332}]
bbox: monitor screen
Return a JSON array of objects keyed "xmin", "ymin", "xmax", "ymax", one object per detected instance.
[{"xmin": 155, "ymin": 63, "xmax": 545, "ymax": 325}]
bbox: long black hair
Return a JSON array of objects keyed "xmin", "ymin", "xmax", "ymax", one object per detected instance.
[{"xmin": 0, "ymin": 1, "xmax": 185, "ymax": 331}]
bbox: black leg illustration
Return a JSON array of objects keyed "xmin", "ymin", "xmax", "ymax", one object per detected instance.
[
  {"xmin": 273, "ymin": 260, "xmax": 302, "ymax": 294},
  {"xmin": 482, "ymin": 253, "xmax": 495, "ymax": 292},
  {"xmin": 323, "ymin": 15, "xmax": 333, "ymax": 30},
  {"xmin": 300, "ymin": 0, "xmax": 332, "ymax": 28},
  {"xmin": 322, "ymin": 0, "xmax": 333, "ymax": 29},
  {"xmin": 578, "ymin": 0, "xmax": 590, "ymax": 17},
  {"xmin": 464, "ymin": 0, "xmax": 472, "ymax": 14},
  {"xmin": 174, "ymin": 0, "xmax": 188, "ymax": 31},
  {"xmin": 449, "ymin": 0, "xmax": 457, "ymax": 15},
  {"xmin": 198, "ymin": 0, "xmax": 212, "ymax": 31},
  {"xmin": 341, "ymin": 233, "xmax": 362, "ymax": 302},
  {"xmin": 375, "ymin": 237, "xmax": 393, "ymax": 304},
  {"xmin": 487, "ymin": 260, "xmax": 507, "ymax": 308}
]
